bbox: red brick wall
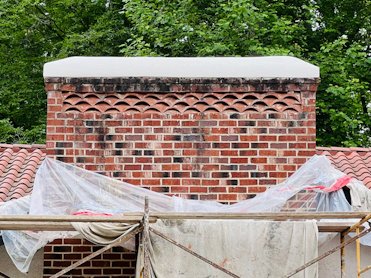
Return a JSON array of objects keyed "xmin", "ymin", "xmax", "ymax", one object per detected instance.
[
  {"xmin": 44, "ymin": 77, "xmax": 318, "ymax": 277},
  {"xmin": 43, "ymin": 238, "xmax": 136, "ymax": 278},
  {"xmin": 45, "ymin": 77, "xmax": 318, "ymax": 202}
]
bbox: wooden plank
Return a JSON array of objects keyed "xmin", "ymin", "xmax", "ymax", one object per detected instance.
[
  {"xmin": 317, "ymin": 222, "xmax": 364, "ymax": 233},
  {"xmin": 0, "ymin": 221, "xmax": 75, "ymax": 231},
  {"xmin": 0, "ymin": 221, "xmax": 358, "ymax": 232},
  {"xmin": 142, "ymin": 196, "xmax": 150, "ymax": 278},
  {"xmin": 151, "ymin": 212, "xmax": 370, "ymax": 220},
  {"xmin": 0, "ymin": 214, "xmax": 149, "ymax": 223},
  {"xmin": 356, "ymin": 228, "xmax": 361, "ymax": 278},
  {"xmin": 342, "ymin": 214, "xmax": 371, "ymax": 236},
  {"xmin": 341, "ymin": 233, "xmax": 345, "ymax": 278},
  {"xmin": 359, "ymin": 265, "xmax": 371, "ymax": 275},
  {"xmin": 0, "ymin": 212, "xmax": 368, "ymax": 224}
]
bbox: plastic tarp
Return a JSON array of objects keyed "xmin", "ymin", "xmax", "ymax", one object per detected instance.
[
  {"xmin": 137, "ymin": 219, "xmax": 318, "ymax": 278},
  {"xmin": 0, "ymin": 155, "xmax": 370, "ymax": 272}
]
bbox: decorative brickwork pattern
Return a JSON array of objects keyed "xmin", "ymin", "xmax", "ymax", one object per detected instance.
[
  {"xmin": 45, "ymin": 77, "xmax": 318, "ymax": 203},
  {"xmin": 43, "ymin": 238, "xmax": 136, "ymax": 278},
  {"xmin": 62, "ymin": 91, "xmax": 302, "ymax": 113}
]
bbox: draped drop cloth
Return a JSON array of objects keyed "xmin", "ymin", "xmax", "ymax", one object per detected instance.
[
  {"xmin": 72, "ymin": 222, "xmax": 139, "ymax": 246},
  {"xmin": 136, "ymin": 220, "xmax": 318, "ymax": 278},
  {"xmin": 1, "ymin": 155, "xmax": 371, "ymax": 273},
  {"xmin": 347, "ymin": 180, "xmax": 371, "ymax": 211}
]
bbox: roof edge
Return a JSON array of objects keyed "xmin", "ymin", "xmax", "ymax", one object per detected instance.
[
  {"xmin": 0, "ymin": 144, "xmax": 46, "ymax": 151},
  {"xmin": 317, "ymin": 146, "xmax": 371, "ymax": 153}
]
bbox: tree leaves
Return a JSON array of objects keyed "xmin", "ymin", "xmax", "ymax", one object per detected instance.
[{"xmin": 0, "ymin": 0, "xmax": 369, "ymax": 146}]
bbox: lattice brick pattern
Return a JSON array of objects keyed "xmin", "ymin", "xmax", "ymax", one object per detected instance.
[{"xmin": 62, "ymin": 92, "xmax": 302, "ymax": 114}]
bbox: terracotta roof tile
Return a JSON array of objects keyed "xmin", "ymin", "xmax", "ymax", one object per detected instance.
[
  {"xmin": 0, "ymin": 144, "xmax": 46, "ymax": 203},
  {"xmin": 317, "ymin": 146, "xmax": 371, "ymax": 188}
]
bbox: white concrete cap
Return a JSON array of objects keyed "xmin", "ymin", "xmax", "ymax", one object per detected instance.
[{"xmin": 43, "ymin": 56, "xmax": 319, "ymax": 79}]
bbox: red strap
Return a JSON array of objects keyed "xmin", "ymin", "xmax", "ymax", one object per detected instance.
[
  {"xmin": 305, "ymin": 176, "xmax": 352, "ymax": 192},
  {"xmin": 72, "ymin": 210, "xmax": 113, "ymax": 216}
]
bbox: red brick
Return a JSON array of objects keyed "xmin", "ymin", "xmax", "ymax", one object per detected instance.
[
  {"xmin": 248, "ymin": 187, "xmax": 267, "ymax": 193},
  {"xmin": 259, "ymin": 150, "xmax": 277, "ymax": 156},
  {"xmin": 204, "ymin": 135, "xmax": 221, "ymax": 141},
  {"xmin": 170, "ymin": 186, "xmax": 189, "ymax": 193},
  {"xmin": 111, "ymin": 261, "xmax": 131, "ymax": 267},
  {"xmin": 259, "ymin": 135, "xmax": 277, "ymax": 141},
  {"xmin": 162, "ymin": 179, "xmax": 181, "ymax": 186},
  {"xmin": 200, "ymin": 194, "xmax": 218, "ymax": 200},
  {"xmin": 270, "ymin": 143, "xmax": 287, "ymax": 149},
  {"xmin": 259, "ymin": 165, "xmax": 277, "ymax": 171},
  {"xmin": 298, "ymin": 150, "xmax": 315, "ymax": 156},
  {"xmin": 283, "ymin": 150, "xmax": 296, "ymax": 156},
  {"xmin": 289, "ymin": 143, "xmax": 306, "ymax": 149},
  {"xmin": 202, "ymin": 179, "xmax": 219, "ymax": 186},
  {"xmin": 53, "ymin": 260, "xmax": 75, "ymax": 267},
  {"xmin": 298, "ymin": 135, "xmax": 316, "ymax": 141},
  {"xmin": 239, "ymin": 150, "xmax": 258, "ymax": 156},
  {"xmin": 200, "ymin": 165, "xmax": 219, "ymax": 171},
  {"xmin": 219, "ymin": 120, "xmax": 237, "ymax": 126},
  {"xmin": 240, "ymin": 179, "xmax": 258, "ymax": 185},
  {"xmin": 218, "ymin": 194, "xmax": 237, "ymax": 200},
  {"xmin": 230, "ymin": 158, "xmax": 248, "ymax": 164},
  {"xmin": 270, "ymin": 172, "xmax": 288, "ymax": 178},
  {"xmin": 142, "ymin": 179, "xmax": 161, "ymax": 186},
  {"xmin": 92, "ymin": 260, "xmax": 111, "ymax": 267},
  {"xmin": 251, "ymin": 157, "xmax": 267, "ymax": 164},
  {"xmin": 288, "ymin": 127, "xmax": 306, "ymax": 134},
  {"xmin": 73, "ymin": 246, "xmax": 92, "ymax": 252},
  {"xmin": 182, "ymin": 121, "xmax": 199, "ymax": 126},
  {"xmin": 48, "ymin": 134, "xmax": 65, "ymax": 141},
  {"xmin": 83, "ymin": 268, "xmax": 103, "ymax": 275},
  {"xmin": 249, "ymin": 113, "xmax": 267, "ymax": 119},
  {"xmin": 211, "ymin": 127, "xmax": 229, "ymax": 134},
  {"xmin": 48, "ymin": 105, "xmax": 63, "ymax": 112},
  {"xmin": 228, "ymin": 187, "xmax": 246, "ymax": 193},
  {"xmin": 221, "ymin": 150, "xmax": 238, "ymax": 156},
  {"xmin": 103, "ymin": 268, "xmax": 122, "ymax": 274},
  {"xmin": 190, "ymin": 187, "xmax": 208, "ymax": 193},
  {"xmin": 63, "ymin": 253, "xmax": 83, "ymax": 260},
  {"xmin": 46, "ymin": 77, "xmax": 317, "ymax": 243},
  {"xmin": 278, "ymin": 135, "xmax": 296, "ymax": 141},
  {"xmin": 60, "ymin": 84, "xmax": 76, "ymax": 91},
  {"xmin": 209, "ymin": 187, "xmax": 227, "ymax": 193},
  {"xmin": 231, "ymin": 172, "xmax": 250, "ymax": 178},
  {"xmin": 182, "ymin": 179, "xmax": 201, "ymax": 186},
  {"xmin": 269, "ymin": 128, "xmax": 287, "ymax": 134}
]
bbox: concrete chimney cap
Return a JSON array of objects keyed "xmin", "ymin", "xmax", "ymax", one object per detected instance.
[{"xmin": 43, "ymin": 56, "xmax": 319, "ymax": 79}]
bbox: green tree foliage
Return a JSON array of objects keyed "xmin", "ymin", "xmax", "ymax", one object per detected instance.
[
  {"xmin": 310, "ymin": 0, "xmax": 371, "ymax": 146},
  {"xmin": 121, "ymin": 0, "xmax": 310, "ymax": 56},
  {"xmin": 0, "ymin": 0, "xmax": 370, "ymax": 146},
  {"xmin": 0, "ymin": 0, "xmax": 129, "ymax": 143}
]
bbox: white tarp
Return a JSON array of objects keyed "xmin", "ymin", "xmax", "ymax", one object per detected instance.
[
  {"xmin": 0, "ymin": 155, "xmax": 370, "ymax": 272},
  {"xmin": 138, "ymin": 219, "xmax": 318, "ymax": 278}
]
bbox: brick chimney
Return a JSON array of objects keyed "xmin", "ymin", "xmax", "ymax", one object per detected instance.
[{"xmin": 44, "ymin": 56, "xmax": 319, "ymax": 203}]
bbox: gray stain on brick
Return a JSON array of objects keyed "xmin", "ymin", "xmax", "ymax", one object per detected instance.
[
  {"xmin": 183, "ymin": 135, "xmax": 202, "ymax": 141},
  {"xmin": 144, "ymin": 150, "xmax": 154, "ymax": 156}
]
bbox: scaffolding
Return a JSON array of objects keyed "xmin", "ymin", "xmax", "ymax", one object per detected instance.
[{"xmin": 0, "ymin": 198, "xmax": 370, "ymax": 278}]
